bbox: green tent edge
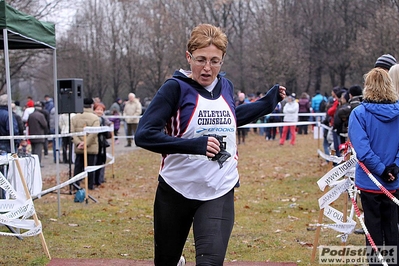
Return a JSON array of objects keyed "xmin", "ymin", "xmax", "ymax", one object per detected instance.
[{"xmin": 0, "ymin": 0, "xmax": 55, "ymax": 50}]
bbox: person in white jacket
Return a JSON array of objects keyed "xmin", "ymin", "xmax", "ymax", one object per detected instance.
[{"xmin": 279, "ymin": 95, "xmax": 299, "ymax": 145}]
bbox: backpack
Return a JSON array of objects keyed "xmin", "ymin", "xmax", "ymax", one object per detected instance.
[
  {"xmin": 74, "ymin": 189, "xmax": 85, "ymax": 203},
  {"xmin": 319, "ymin": 99, "xmax": 327, "ymax": 112}
]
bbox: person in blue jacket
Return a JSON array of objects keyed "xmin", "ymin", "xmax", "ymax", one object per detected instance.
[
  {"xmin": 135, "ymin": 24, "xmax": 286, "ymax": 266},
  {"xmin": 0, "ymin": 94, "xmax": 19, "ymax": 153},
  {"xmin": 349, "ymin": 67, "xmax": 399, "ymax": 264}
]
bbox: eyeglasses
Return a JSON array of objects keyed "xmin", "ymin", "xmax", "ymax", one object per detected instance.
[{"xmin": 188, "ymin": 52, "xmax": 223, "ymax": 67}]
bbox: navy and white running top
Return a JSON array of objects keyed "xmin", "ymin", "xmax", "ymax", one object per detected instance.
[{"xmin": 160, "ymin": 77, "xmax": 238, "ymax": 200}]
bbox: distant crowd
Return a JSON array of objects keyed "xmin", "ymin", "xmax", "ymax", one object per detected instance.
[
  {"xmin": 233, "ymin": 54, "xmax": 398, "ymax": 162},
  {"xmin": 0, "ymin": 92, "xmax": 148, "ymax": 190}
]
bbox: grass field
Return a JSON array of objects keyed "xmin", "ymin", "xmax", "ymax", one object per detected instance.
[{"xmin": 0, "ymin": 130, "xmax": 365, "ymax": 266}]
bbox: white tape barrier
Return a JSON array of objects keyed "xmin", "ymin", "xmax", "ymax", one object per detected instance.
[
  {"xmin": 33, "ymin": 152, "xmax": 114, "ymax": 199},
  {"xmin": 0, "ymin": 125, "xmax": 113, "ymax": 140},
  {"xmin": 83, "ymin": 125, "xmax": 113, "ymax": 134},
  {"xmin": 317, "ymin": 149, "xmax": 344, "ymax": 164},
  {"xmin": 0, "ymin": 131, "xmax": 85, "ymax": 140},
  {"xmin": 0, "ymin": 171, "xmax": 42, "ymax": 237}
]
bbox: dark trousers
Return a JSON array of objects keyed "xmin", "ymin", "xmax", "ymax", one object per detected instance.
[
  {"xmin": 237, "ymin": 128, "xmax": 246, "ymax": 144},
  {"xmin": 360, "ymin": 190, "xmax": 399, "ymax": 266},
  {"xmin": 43, "ymin": 138, "xmax": 48, "ymax": 156},
  {"xmin": 298, "ymin": 116, "xmax": 309, "ymax": 134},
  {"xmin": 126, "ymin": 123, "xmax": 138, "ymax": 145},
  {"xmin": 61, "ymin": 137, "xmax": 71, "ymax": 163},
  {"xmin": 74, "ymin": 153, "xmax": 97, "ymax": 190},
  {"xmin": 154, "ymin": 181, "xmax": 234, "ymax": 266},
  {"xmin": 94, "ymin": 153, "xmax": 106, "ymax": 185},
  {"xmin": 266, "ymin": 127, "xmax": 277, "ymax": 140},
  {"xmin": 31, "ymin": 142, "xmax": 44, "ymax": 164}
]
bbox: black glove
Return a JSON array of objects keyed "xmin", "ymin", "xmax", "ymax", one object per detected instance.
[
  {"xmin": 382, "ymin": 164, "xmax": 399, "ymax": 182},
  {"xmin": 205, "ymin": 134, "xmax": 231, "ymax": 169}
]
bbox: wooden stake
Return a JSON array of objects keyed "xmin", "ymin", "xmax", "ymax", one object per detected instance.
[
  {"xmin": 311, "ymin": 208, "xmax": 324, "ymax": 262},
  {"xmin": 12, "ymin": 154, "xmax": 51, "ymax": 259}
]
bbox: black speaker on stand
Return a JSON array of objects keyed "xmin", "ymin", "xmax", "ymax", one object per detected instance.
[
  {"xmin": 58, "ymin": 79, "xmax": 83, "ymax": 195},
  {"xmin": 58, "ymin": 79, "xmax": 84, "ymax": 114},
  {"xmin": 57, "ymin": 79, "xmax": 97, "ymax": 203}
]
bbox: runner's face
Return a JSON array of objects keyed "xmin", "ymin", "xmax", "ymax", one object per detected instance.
[{"xmin": 186, "ymin": 44, "xmax": 223, "ymax": 87}]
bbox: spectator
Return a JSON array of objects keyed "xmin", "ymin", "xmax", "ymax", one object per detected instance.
[
  {"xmin": 59, "ymin": 113, "xmax": 75, "ymax": 164},
  {"xmin": 71, "ymin": 98, "xmax": 100, "ymax": 190},
  {"xmin": 22, "ymin": 97, "xmax": 35, "ymax": 123},
  {"xmin": 109, "ymin": 98, "xmax": 122, "ymax": 113},
  {"xmin": 123, "ymin": 93, "xmax": 142, "ymax": 147},
  {"xmin": 349, "ymin": 67, "xmax": 399, "ymax": 264},
  {"xmin": 37, "ymin": 101, "xmax": 50, "ymax": 158},
  {"xmin": 93, "ymin": 96, "xmax": 103, "ymax": 105},
  {"xmin": 0, "ymin": 94, "xmax": 19, "ymax": 153},
  {"xmin": 279, "ymin": 95, "xmax": 299, "ymax": 145},
  {"xmin": 93, "ymin": 102, "xmax": 112, "ymax": 187},
  {"xmin": 27, "ymin": 102, "xmax": 47, "ymax": 166},
  {"xmin": 265, "ymin": 103, "xmax": 282, "ymax": 141},
  {"xmin": 297, "ymin": 92, "xmax": 310, "ymax": 135},
  {"xmin": 311, "ymin": 90, "xmax": 327, "ymax": 132},
  {"xmin": 44, "ymin": 94, "xmax": 54, "ymax": 113},
  {"xmin": 327, "ymin": 87, "xmax": 344, "ymax": 156},
  {"xmin": 333, "ymin": 90, "xmax": 351, "ymax": 144},
  {"xmin": 235, "ymin": 92, "xmax": 248, "ymax": 144},
  {"xmin": 108, "ymin": 109, "xmax": 121, "ymax": 144},
  {"xmin": 13, "ymin": 100, "xmax": 23, "ymax": 117},
  {"xmin": 49, "ymin": 105, "xmax": 58, "ymax": 163},
  {"xmin": 11, "ymin": 102, "xmax": 25, "ymax": 136},
  {"xmin": 348, "ymin": 85, "xmax": 363, "ymax": 110},
  {"xmin": 374, "ymin": 54, "xmax": 396, "ymax": 72}
]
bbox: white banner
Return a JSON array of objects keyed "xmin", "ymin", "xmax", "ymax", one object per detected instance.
[
  {"xmin": 323, "ymin": 222, "xmax": 356, "ymax": 234},
  {"xmin": 324, "ymin": 205, "xmax": 355, "ymax": 225},
  {"xmin": 317, "ymin": 155, "xmax": 357, "ymax": 191},
  {"xmin": 0, "ymin": 172, "xmax": 41, "ymax": 237},
  {"xmin": 318, "ymin": 178, "xmax": 352, "ymax": 209}
]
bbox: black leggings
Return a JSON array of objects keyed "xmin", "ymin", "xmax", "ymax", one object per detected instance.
[
  {"xmin": 360, "ymin": 190, "xmax": 399, "ymax": 266},
  {"xmin": 154, "ymin": 181, "xmax": 235, "ymax": 266}
]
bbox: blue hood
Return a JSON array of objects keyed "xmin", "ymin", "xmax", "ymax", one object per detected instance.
[{"xmin": 363, "ymin": 101, "xmax": 399, "ymax": 122}]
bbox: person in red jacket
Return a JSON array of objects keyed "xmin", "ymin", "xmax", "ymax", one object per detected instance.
[{"xmin": 327, "ymin": 87, "xmax": 345, "ymax": 156}]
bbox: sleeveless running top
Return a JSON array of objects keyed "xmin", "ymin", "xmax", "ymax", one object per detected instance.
[{"xmin": 159, "ymin": 77, "xmax": 238, "ymax": 200}]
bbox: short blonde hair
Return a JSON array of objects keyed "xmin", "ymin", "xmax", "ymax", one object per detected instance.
[
  {"xmin": 363, "ymin": 67, "xmax": 398, "ymax": 103},
  {"xmin": 187, "ymin": 24, "xmax": 228, "ymax": 56}
]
